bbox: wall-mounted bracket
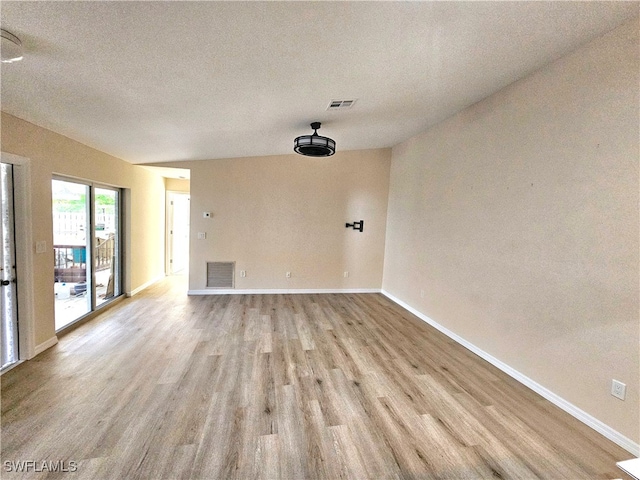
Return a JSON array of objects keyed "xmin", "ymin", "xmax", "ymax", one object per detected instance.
[{"xmin": 345, "ymin": 220, "xmax": 364, "ymax": 232}]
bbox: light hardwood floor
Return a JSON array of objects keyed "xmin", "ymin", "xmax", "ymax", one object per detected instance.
[{"xmin": 1, "ymin": 275, "xmax": 632, "ymax": 479}]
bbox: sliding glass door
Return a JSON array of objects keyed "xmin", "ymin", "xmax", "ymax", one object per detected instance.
[
  {"xmin": 94, "ymin": 187, "xmax": 120, "ymax": 307},
  {"xmin": 53, "ymin": 178, "xmax": 121, "ymax": 330},
  {"xmin": 52, "ymin": 180, "xmax": 91, "ymax": 329}
]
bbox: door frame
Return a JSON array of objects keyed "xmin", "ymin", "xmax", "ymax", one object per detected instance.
[{"xmin": 1, "ymin": 153, "xmax": 36, "ymax": 366}]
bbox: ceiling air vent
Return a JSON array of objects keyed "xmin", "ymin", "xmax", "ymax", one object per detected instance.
[
  {"xmin": 327, "ymin": 99, "xmax": 357, "ymax": 110},
  {"xmin": 206, "ymin": 261, "xmax": 235, "ymax": 288}
]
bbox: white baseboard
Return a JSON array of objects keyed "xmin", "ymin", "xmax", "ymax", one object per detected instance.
[
  {"xmin": 188, "ymin": 288, "xmax": 381, "ymax": 295},
  {"xmin": 34, "ymin": 336, "xmax": 58, "ymax": 356},
  {"xmin": 127, "ymin": 274, "xmax": 165, "ymax": 297},
  {"xmin": 381, "ymin": 290, "xmax": 640, "ymax": 457}
]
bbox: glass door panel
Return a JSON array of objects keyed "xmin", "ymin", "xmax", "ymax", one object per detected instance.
[
  {"xmin": 52, "ymin": 179, "xmax": 91, "ymax": 330},
  {"xmin": 94, "ymin": 188, "xmax": 119, "ymax": 307},
  {"xmin": 1, "ymin": 163, "xmax": 19, "ymax": 371}
]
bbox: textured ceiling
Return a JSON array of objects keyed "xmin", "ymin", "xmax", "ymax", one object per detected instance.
[{"xmin": 1, "ymin": 1, "xmax": 638, "ymax": 164}]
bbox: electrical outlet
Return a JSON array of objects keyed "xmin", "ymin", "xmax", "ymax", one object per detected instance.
[
  {"xmin": 611, "ymin": 380, "xmax": 626, "ymax": 400},
  {"xmin": 286, "ymin": 272, "xmax": 291, "ymax": 278},
  {"xmin": 240, "ymin": 270, "xmax": 246, "ymax": 278},
  {"xmin": 344, "ymin": 271, "xmax": 349, "ymax": 278},
  {"xmin": 197, "ymin": 232, "xmax": 206, "ymax": 240}
]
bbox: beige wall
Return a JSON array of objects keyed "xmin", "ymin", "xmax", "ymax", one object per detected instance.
[
  {"xmin": 1, "ymin": 113, "xmax": 166, "ymax": 346},
  {"xmin": 165, "ymin": 177, "xmax": 190, "ymax": 193},
  {"xmin": 383, "ymin": 20, "xmax": 639, "ymax": 442},
  {"xmin": 164, "ymin": 149, "xmax": 390, "ymax": 291}
]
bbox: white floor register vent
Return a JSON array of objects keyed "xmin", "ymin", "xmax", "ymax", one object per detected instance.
[{"xmin": 206, "ymin": 262, "xmax": 235, "ymax": 289}]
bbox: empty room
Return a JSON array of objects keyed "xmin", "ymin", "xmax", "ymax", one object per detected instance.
[{"xmin": 1, "ymin": 2, "xmax": 638, "ymax": 479}]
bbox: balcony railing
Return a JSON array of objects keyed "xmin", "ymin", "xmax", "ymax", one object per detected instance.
[{"xmin": 54, "ymin": 235, "xmax": 115, "ymax": 283}]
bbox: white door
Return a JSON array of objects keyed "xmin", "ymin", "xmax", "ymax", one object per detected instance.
[
  {"xmin": 1, "ymin": 163, "xmax": 19, "ymax": 371},
  {"xmin": 168, "ymin": 193, "xmax": 190, "ymax": 274}
]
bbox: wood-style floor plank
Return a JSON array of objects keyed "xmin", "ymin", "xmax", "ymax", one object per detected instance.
[{"xmin": 0, "ymin": 275, "xmax": 633, "ymax": 479}]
